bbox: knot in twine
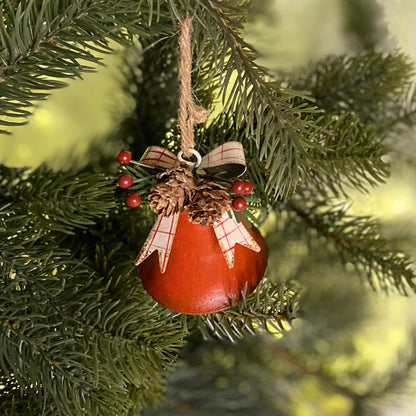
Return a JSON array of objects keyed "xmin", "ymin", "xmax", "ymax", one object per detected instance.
[{"xmin": 178, "ymin": 16, "xmax": 210, "ymax": 158}]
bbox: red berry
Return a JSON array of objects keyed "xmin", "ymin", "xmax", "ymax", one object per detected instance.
[
  {"xmin": 126, "ymin": 193, "xmax": 142, "ymax": 208},
  {"xmin": 232, "ymin": 196, "xmax": 247, "ymax": 212},
  {"xmin": 242, "ymin": 180, "xmax": 254, "ymax": 195},
  {"xmin": 117, "ymin": 150, "xmax": 132, "ymax": 164},
  {"xmin": 231, "ymin": 180, "xmax": 245, "ymax": 195},
  {"xmin": 117, "ymin": 174, "xmax": 133, "ymax": 189}
]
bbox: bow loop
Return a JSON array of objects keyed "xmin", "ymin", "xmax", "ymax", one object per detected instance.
[
  {"xmin": 139, "ymin": 146, "xmax": 179, "ymax": 170},
  {"xmin": 139, "ymin": 142, "xmax": 246, "ymax": 178},
  {"xmin": 197, "ymin": 142, "xmax": 247, "ymax": 178}
]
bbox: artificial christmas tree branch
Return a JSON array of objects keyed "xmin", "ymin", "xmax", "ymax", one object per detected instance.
[
  {"xmin": 288, "ymin": 197, "xmax": 416, "ymax": 294},
  {"xmin": 0, "ymin": 0, "xmax": 171, "ymax": 132},
  {"xmin": 183, "ymin": 35, "xmax": 399, "ymax": 201},
  {"xmin": 192, "ymin": 279, "xmax": 297, "ymax": 342},
  {"xmin": 376, "ymin": 87, "xmax": 416, "ymax": 136},
  {"xmin": 294, "ymin": 52, "xmax": 414, "ymax": 124},
  {"xmin": 0, "ymin": 164, "xmax": 187, "ymax": 415},
  {"xmin": 305, "ymin": 114, "xmax": 389, "ymax": 197},
  {"xmin": 1, "ymin": 1, "xmax": 416, "ymax": 415}
]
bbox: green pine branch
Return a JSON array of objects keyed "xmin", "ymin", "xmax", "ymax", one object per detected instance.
[
  {"xmin": 306, "ymin": 113, "xmax": 389, "ymax": 197},
  {"xmin": 0, "ymin": 0, "xmax": 171, "ymax": 133},
  {"xmin": 0, "ymin": 238, "xmax": 186, "ymax": 416},
  {"xmin": 0, "ymin": 165, "xmax": 115, "ymax": 235},
  {"xmin": 189, "ymin": 279, "xmax": 298, "ymax": 342},
  {"xmin": 0, "ymin": 164, "xmax": 187, "ymax": 416},
  {"xmin": 376, "ymin": 84, "xmax": 416, "ymax": 136},
  {"xmin": 199, "ymin": 111, "xmax": 389, "ymax": 206},
  {"xmin": 294, "ymin": 52, "xmax": 414, "ymax": 124},
  {"xmin": 160, "ymin": 0, "xmax": 320, "ymax": 198},
  {"xmin": 288, "ymin": 196, "xmax": 416, "ymax": 294}
]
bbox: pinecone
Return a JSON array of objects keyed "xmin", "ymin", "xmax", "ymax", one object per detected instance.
[
  {"xmin": 148, "ymin": 166, "xmax": 195, "ymax": 216},
  {"xmin": 188, "ymin": 181, "xmax": 232, "ymax": 226}
]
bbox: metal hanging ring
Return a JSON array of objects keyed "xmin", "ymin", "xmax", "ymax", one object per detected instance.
[{"xmin": 177, "ymin": 149, "xmax": 202, "ymax": 168}]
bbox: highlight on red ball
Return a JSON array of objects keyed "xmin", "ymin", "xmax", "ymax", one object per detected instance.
[
  {"xmin": 231, "ymin": 179, "xmax": 254, "ymax": 195},
  {"xmin": 231, "ymin": 180, "xmax": 245, "ymax": 195},
  {"xmin": 117, "ymin": 174, "xmax": 133, "ymax": 189},
  {"xmin": 242, "ymin": 180, "xmax": 254, "ymax": 195},
  {"xmin": 126, "ymin": 193, "xmax": 142, "ymax": 208},
  {"xmin": 117, "ymin": 150, "xmax": 132, "ymax": 164},
  {"xmin": 232, "ymin": 196, "xmax": 247, "ymax": 212}
]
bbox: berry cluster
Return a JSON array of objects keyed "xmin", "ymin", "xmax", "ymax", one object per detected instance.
[
  {"xmin": 116, "ymin": 150, "xmax": 254, "ymax": 212},
  {"xmin": 116, "ymin": 150, "xmax": 142, "ymax": 208},
  {"xmin": 230, "ymin": 180, "xmax": 253, "ymax": 212}
]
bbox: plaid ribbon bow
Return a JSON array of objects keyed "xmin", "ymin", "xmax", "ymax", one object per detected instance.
[{"xmin": 134, "ymin": 142, "xmax": 261, "ymax": 273}]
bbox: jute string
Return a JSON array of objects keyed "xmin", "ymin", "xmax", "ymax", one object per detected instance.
[{"xmin": 178, "ymin": 16, "xmax": 210, "ymax": 158}]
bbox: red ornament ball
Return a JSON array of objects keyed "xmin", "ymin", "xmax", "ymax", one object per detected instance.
[
  {"xmin": 117, "ymin": 150, "xmax": 132, "ymax": 164},
  {"xmin": 242, "ymin": 180, "xmax": 254, "ymax": 195},
  {"xmin": 117, "ymin": 174, "xmax": 133, "ymax": 189},
  {"xmin": 126, "ymin": 193, "xmax": 142, "ymax": 208},
  {"xmin": 231, "ymin": 180, "xmax": 245, "ymax": 195},
  {"xmin": 139, "ymin": 213, "xmax": 268, "ymax": 314},
  {"xmin": 232, "ymin": 196, "xmax": 247, "ymax": 212}
]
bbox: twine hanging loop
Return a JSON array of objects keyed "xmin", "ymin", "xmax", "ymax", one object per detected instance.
[{"xmin": 178, "ymin": 16, "xmax": 210, "ymax": 158}]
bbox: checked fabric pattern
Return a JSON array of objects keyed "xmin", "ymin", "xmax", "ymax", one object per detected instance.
[
  {"xmin": 213, "ymin": 211, "xmax": 260, "ymax": 268},
  {"xmin": 139, "ymin": 146, "xmax": 180, "ymax": 170},
  {"xmin": 135, "ymin": 211, "xmax": 260, "ymax": 272},
  {"xmin": 197, "ymin": 141, "xmax": 246, "ymax": 174},
  {"xmin": 139, "ymin": 142, "xmax": 246, "ymax": 175},
  {"xmin": 134, "ymin": 214, "xmax": 179, "ymax": 273}
]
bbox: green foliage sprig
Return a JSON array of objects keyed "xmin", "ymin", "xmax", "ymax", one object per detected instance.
[
  {"xmin": 288, "ymin": 196, "xmax": 416, "ymax": 294},
  {"xmin": 0, "ymin": 164, "xmax": 187, "ymax": 416},
  {"xmin": 0, "ymin": 165, "xmax": 115, "ymax": 234},
  {"xmin": 185, "ymin": 0, "xmax": 320, "ymax": 197},
  {"xmin": 306, "ymin": 113, "xmax": 390, "ymax": 197},
  {"xmin": 193, "ymin": 279, "xmax": 297, "ymax": 342},
  {"xmin": 1, "ymin": 1, "xmax": 416, "ymax": 415},
  {"xmin": 295, "ymin": 52, "xmax": 414, "ymax": 124},
  {"xmin": 0, "ymin": 0, "xmax": 171, "ymax": 133}
]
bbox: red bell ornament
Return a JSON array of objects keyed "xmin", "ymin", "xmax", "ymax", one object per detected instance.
[
  {"xmin": 133, "ymin": 142, "xmax": 268, "ymax": 315},
  {"xmin": 138, "ymin": 212, "xmax": 268, "ymax": 315},
  {"xmin": 134, "ymin": 19, "xmax": 269, "ymax": 314}
]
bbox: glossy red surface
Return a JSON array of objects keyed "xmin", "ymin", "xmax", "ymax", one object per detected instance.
[
  {"xmin": 242, "ymin": 180, "xmax": 254, "ymax": 195},
  {"xmin": 232, "ymin": 197, "xmax": 248, "ymax": 212},
  {"xmin": 139, "ymin": 213, "xmax": 268, "ymax": 314},
  {"xmin": 126, "ymin": 193, "xmax": 142, "ymax": 207},
  {"xmin": 231, "ymin": 180, "xmax": 245, "ymax": 195},
  {"xmin": 117, "ymin": 150, "xmax": 132, "ymax": 164},
  {"xmin": 118, "ymin": 174, "xmax": 133, "ymax": 189}
]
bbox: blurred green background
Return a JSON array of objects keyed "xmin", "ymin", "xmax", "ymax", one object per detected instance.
[{"xmin": 1, "ymin": 0, "xmax": 416, "ymax": 414}]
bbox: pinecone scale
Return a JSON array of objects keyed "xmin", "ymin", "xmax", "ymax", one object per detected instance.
[
  {"xmin": 188, "ymin": 181, "xmax": 232, "ymax": 226},
  {"xmin": 148, "ymin": 166, "xmax": 195, "ymax": 216}
]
